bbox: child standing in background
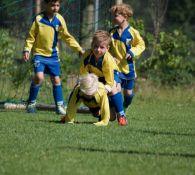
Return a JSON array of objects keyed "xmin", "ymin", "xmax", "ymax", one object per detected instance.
[
  {"xmin": 109, "ymin": 3, "xmax": 145, "ymax": 112},
  {"xmin": 23, "ymin": 0, "xmax": 84, "ymax": 114}
]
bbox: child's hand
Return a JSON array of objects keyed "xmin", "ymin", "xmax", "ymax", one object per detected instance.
[
  {"xmin": 79, "ymin": 49, "xmax": 85, "ymax": 57},
  {"xmin": 113, "ymin": 57, "xmax": 117, "ymax": 63},
  {"xmin": 23, "ymin": 51, "xmax": 30, "ymax": 62},
  {"xmin": 93, "ymin": 121, "xmax": 108, "ymax": 126}
]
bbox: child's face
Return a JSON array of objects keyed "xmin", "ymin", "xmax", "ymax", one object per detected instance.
[
  {"xmin": 113, "ymin": 12, "xmax": 127, "ymax": 25},
  {"xmin": 46, "ymin": 1, "xmax": 60, "ymax": 14},
  {"xmin": 92, "ymin": 42, "xmax": 108, "ymax": 59}
]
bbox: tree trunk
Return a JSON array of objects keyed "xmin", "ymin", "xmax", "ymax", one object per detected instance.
[
  {"xmin": 35, "ymin": 0, "xmax": 41, "ymax": 14},
  {"xmin": 150, "ymin": 0, "xmax": 169, "ymax": 39},
  {"xmin": 150, "ymin": 0, "xmax": 169, "ymax": 56},
  {"xmin": 80, "ymin": 0, "xmax": 94, "ymax": 48}
]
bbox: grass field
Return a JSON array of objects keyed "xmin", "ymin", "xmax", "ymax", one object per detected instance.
[{"xmin": 0, "ymin": 86, "xmax": 195, "ymax": 175}]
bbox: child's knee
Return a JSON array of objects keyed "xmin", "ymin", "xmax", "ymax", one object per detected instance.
[
  {"xmin": 124, "ymin": 89, "xmax": 133, "ymax": 96},
  {"xmin": 33, "ymin": 75, "xmax": 44, "ymax": 85},
  {"xmin": 51, "ymin": 76, "xmax": 61, "ymax": 85}
]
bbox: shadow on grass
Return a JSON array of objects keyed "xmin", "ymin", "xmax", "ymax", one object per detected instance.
[
  {"xmin": 60, "ymin": 146, "xmax": 195, "ymax": 159},
  {"xmin": 29, "ymin": 119, "xmax": 95, "ymax": 125},
  {"xmin": 26, "ymin": 119, "xmax": 195, "ymax": 137},
  {"xmin": 131, "ymin": 128, "xmax": 195, "ymax": 137}
]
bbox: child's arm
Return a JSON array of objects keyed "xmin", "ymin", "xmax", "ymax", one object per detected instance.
[
  {"xmin": 59, "ymin": 16, "xmax": 83, "ymax": 54},
  {"xmin": 63, "ymin": 87, "xmax": 81, "ymax": 123},
  {"xmin": 102, "ymin": 53, "xmax": 116, "ymax": 93},
  {"xmin": 23, "ymin": 20, "xmax": 37, "ymax": 61},
  {"xmin": 127, "ymin": 28, "xmax": 145, "ymax": 60},
  {"xmin": 94, "ymin": 91, "xmax": 110, "ymax": 126}
]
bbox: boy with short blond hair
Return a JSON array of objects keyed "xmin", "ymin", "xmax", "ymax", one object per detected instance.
[
  {"xmin": 80, "ymin": 30, "xmax": 127, "ymax": 126},
  {"xmin": 109, "ymin": 3, "xmax": 145, "ymax": 112},
  {"xmin": 23, "ymin": 0, "xmax": 84, "ymax": 114}
]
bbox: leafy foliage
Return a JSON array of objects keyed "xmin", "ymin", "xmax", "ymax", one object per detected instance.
[
  {"xmin": 0, "ymin": 29, "xmax": 33, "ymax": 89},
  {"xmin": 130, "ymin": 18, "xmax": 194, "ymax": 85},
  {"xmin": 59, "ymin": 51, "xmax": 80, "ymax": 83},
  {"xmin": 0, "ymin": 29, "xmax": 15, "ymax": 76},
  {"xmin": 140, "ymin": 30, "xmax": 194, "ymax": 85}
]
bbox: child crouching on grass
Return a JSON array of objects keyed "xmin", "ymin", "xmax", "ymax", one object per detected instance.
[{"xmin": 61, "ymin": 73, "xmax": 110, "ymax": 126}]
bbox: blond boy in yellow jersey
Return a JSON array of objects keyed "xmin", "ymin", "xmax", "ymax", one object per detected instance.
[
  {"xmin": 80, "ymin": 30, "xmax": 127, "ymax": 126},
  {"xmin": 109, "ymin": 3, "xmax": 145, "ymax": 112},
  {"xmin": 61, "ymin": 74, "xmax": 110, "ymax": 126},
  {"xmin": 23, "ymin": 0, "xmax": 84, "ymax": 114}
]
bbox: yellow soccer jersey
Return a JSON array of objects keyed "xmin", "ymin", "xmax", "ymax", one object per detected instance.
[
  {"xmin": 65, "ymin": 82, "xmax": 110, "ymax": 125},
  {"xmin": 24, "ymin": 12, "xmax": 82, "ymax": 57},
  {"xmin": 80, "ymin": 50, "xmax": 119, "ymax": 92},
  {"xmin": 109, "ymin": 25, "xmax": 145, "ymax": 78}
]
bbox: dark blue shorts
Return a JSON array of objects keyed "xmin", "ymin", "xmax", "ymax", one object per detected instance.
[
  {"xmin": 119, "ymin": 78, "xmax": 135, "ymax": 90},
  {"xmin": 33, "ymin": 55, "xmax": 61, "ymax": 76},
  {"xmin": 117, "ymin": 69, "xmax": 135, "ymax": 90}
]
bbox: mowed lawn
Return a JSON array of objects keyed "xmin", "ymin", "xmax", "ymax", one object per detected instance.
[{"xmin": 0, "ymin": 96, "xmax": 195, "ymax": 175}]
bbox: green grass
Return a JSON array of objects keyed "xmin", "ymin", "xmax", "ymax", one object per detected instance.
[{"xmin": 0, "ymin": 92, "xmax": 195, "ymax": 175}]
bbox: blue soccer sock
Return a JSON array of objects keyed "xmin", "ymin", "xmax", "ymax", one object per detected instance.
[
  {"xmin": 110, "ymin": 92, "xmax": 125, "ymax": 116},
  {"xmin": 123, "ymin": 93, "xmax": 134, "ymax": 109},
  {"xmin": 28, "ymin": 82, "xmax": 41, "ymax": 103},
  {"xmin": 53, "ymin": 84, "xmax": 64, "ymax": 106}
]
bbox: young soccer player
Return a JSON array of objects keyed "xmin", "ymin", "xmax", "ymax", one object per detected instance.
[
  {"xmin": 60, "ymin": 74, "xmax": 110, "ymax": 126},
  {"xmin": 23, "ymin": 0, "xmax": 84, "ymax": 114},
  {"xmin": 109, "ymin": 3, "xmax": 145, "ymax": 112},
  {"xmin": 80, "ymin": 30, "xmax": 127, "ymax": 126}
]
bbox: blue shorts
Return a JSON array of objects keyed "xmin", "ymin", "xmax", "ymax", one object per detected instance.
[
  {"xmin": 118, "ymin": 77, "xmax": 135, "ymax": 90},
  {"xmin": 118, "ymin": 70, "xmax": 135, "ymax": 90},
  {"xmin": 33, "ymin": 55, "xmax": 61, "ymax": 76}
]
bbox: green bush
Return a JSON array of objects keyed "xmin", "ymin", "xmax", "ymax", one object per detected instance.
[
  {"xmin": 139, "ymin": 30, "xmax": 194, "ymax": 85},
  {"xmin": 0, "ymin": 29, "xmax": 33, "ymax": 89},
  {"xmin": 0, "ymin": 29, "xmax": 15, "ymax": 76},
  {"xmin": 60, "ymin": 51, "xmax": 80, "ymax": 83},
  {"xmin": 129, "ymin": 18, "xmax": 195, "ymax": 85}
]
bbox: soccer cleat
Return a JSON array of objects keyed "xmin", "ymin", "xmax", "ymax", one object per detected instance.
[
  {"xmin": 60, "ymin": 115, "xmax": 74, "ymax": 124},
  {"xmin": 60, "ymin": 116, "xmax": 66, "ymax": 123},
  {"xmin": 117, "ymin": 115, "xmax": 128, "ymax": 126},
  {"xmin": 26, "ymin": 102, "xmax": 36, "ymax": 113},
  {"xmin": 56, "ymin": 105, "xmax": 66, "ymax": 115}
]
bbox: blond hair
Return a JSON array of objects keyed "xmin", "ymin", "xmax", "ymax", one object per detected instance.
[
  {"xmin": 79, "ymin": 74, "xmax": 99, "ymax": 96},
  {"xmin": 110, "ymin": 3, "xmax": 133, "ymax": 19},
  {"xmin": 91, "ymin": 30, "xmax": 111, "ymax": 49}
]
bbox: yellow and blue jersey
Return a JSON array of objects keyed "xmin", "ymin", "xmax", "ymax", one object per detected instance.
[
  {"xmin": 80, "ymin": 50, "xmax": 119, "ymax": 92},
  {"xmin": 109, "ymin": 25, "xmax": 145, "ymax": 79},
  {"xmin": 65, "ymin": 82, "xmax": 110, "ymax": 124},
  {"xmin": 24, "ymin": 12, "xmax": 82, "ymax": 57}
]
